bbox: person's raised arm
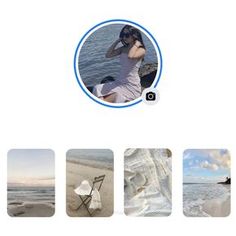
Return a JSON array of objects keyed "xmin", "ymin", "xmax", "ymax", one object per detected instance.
[
  {"xmin": 128, "ymin": 40, "xmax": 146, "ymax": 59},
  {"xmin": 106, "ymin": 39, "xmax": 123, "ymax": 58}
]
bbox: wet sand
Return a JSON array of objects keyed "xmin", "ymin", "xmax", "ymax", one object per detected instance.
[
  {"xmin": 203, "ymin": 196, "xmax": 230, "ymax": 217},
  {"xmin": 8, "ymin": 202, "xmax": 55, "ymax": 217}
]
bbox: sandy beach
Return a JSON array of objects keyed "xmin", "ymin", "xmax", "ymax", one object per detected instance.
[
  {"xmin": 66, "ymin": 160, "xmax": 114, "ymax": 217},
  {"xmin": 203, "ymin": 196, "xmax": 230, "ymax": 217},
  {"xmin": 8, "ymin": 202, "xmax": 55, "ymax": 217}
]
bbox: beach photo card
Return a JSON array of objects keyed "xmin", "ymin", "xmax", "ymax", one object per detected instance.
[
  {"xmin": 124, "ymin": 148, "xmax": 172, "ymax": 216},
  {"xmin": 183, "ymin": 149, "xmax": 231, "ymax": 217},
  {"xmin": 7, "ymin": 149, "xmax": 55, "ymax": 217},
  {"xmin": 66, "ymin": 149, "xmax": 114, "ymax": 217}
]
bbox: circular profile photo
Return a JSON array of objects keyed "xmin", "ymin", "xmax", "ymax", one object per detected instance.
[{"xmin": 74, "ymin": 19, "xmax": 162, "ymax": 108}]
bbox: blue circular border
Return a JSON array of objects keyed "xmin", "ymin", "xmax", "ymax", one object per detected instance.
[{"xmin": 73, "ymin": 19, "xmax": 163, "ymax": 108}]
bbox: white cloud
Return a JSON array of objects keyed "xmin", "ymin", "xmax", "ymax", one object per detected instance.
[
  {"xmin": 208, "ymin": 150, "xmax": 230, "ymax": 169},
  {"xmin": 200, "ymin": 160, "xmax": 219, "ymax": 171}
]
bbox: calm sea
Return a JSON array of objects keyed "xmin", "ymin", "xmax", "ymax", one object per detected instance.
[
  {"xmin": 67, "ymin": 149, "xmax": 113, "ymax": 169},
  {"xmin": 78, "ymin": 24, "xmax": 158, "ymax": 87},
  {"xmin": 8, "ymin": 186, "xmax": 55, "ymax": 203}
]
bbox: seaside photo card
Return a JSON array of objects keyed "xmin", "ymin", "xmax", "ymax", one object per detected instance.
[
  {"xmin": 124, "ymin": 148, "xmax": 172, "ymax": 216},
  {"xmin": 66, "ymin": 149, "xmax": 114, "ymax": 217},
  {"xmin": 183, "ymin": 149, "xmax": 231, "ymax": 217},
  {"xmin": 7, "ymin": 149, "xmax": 55, "ymax": 217}
]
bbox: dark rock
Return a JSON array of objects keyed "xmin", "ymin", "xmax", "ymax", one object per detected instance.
[
  {"xmin": 139, "ymin": 63, "xmax": 158, "ymax": 89},
  {"xmin": 87, "ymin": 86, "xmax": 94, "ymax": 93},
  {"xmin": 139, "ymin": 63, "xmax": 158, "ymax": 78},
  {"xmin": 218, "ymin": 177, "xmax": 231, "ymax": 185}
]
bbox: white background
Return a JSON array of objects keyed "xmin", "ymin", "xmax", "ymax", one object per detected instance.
[{"xmin": 0, "ymin": 0, "xmax": 235, "ymax": 235}]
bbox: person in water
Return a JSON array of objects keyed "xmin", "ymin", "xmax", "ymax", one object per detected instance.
[{"xmin": 93, "ymin": 25, "xmax": 146, "ymax": 103}]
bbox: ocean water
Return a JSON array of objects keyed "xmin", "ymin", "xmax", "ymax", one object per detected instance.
[
  {"xmin": 183, "ymin": 183, "xmax": 230, "ymax": 216},
  {"xmin": 8, "ymin": 186, "xmax": 55, "ymax": 203},
  {"xmin": 78, "ymin": 24, "xmax": 158, "ymax": 87},
  {"xmin": 67, "ymin": 149, "xmax": 113, "ymax": 169}
]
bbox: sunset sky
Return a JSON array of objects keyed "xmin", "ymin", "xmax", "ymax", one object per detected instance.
[{"xmin": 8, "ymin": 149, "xmax": 55, "ymax": 187}]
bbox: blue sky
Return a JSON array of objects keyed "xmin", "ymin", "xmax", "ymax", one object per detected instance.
[
  {"xmin": 8, "ymin": 149, "xmax": 55, "ymax": 187},
  {"xmin": 183, "ymin": 149, "xmax": 230, "ymax": 183}
]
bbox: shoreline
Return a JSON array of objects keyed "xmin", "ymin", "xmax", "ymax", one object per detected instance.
[
  {"xmin": 67, "ymin": 158, "xmax": 113, "ymax": 171},
  {"xmin": 183, "ymin": 183, "xmax": 230, "ymax": 217}
]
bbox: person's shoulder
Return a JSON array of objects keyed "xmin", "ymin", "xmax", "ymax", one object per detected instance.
[
  {"xmin": 139, "ymin": 46, "xmax": 146, "ymax": 51},
  {"xmin": 137, "ymin": 46, "xmax": 146, "ymax": 55}
]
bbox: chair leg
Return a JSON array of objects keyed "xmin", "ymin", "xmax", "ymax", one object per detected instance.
[
  {"xmin": 83, "ymin": 201, "xmax": 92, "ymax": 216},
  {"xmin": 78, "ymin": 196, "xmax": 93, "ymax": 216},
  {"xmin": 76, "ymin": 195, "xmax": 90, "ymax": 210}
]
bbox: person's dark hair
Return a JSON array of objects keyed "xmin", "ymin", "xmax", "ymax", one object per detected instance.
[{"xmin": 119, "ymin": 25, "xmax": 146, "ymax": 49}]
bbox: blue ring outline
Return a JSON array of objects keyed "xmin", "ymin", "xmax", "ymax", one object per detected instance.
[{"xmin": 73, "ymin": 19, "xmax": 163, "ymax": 108}]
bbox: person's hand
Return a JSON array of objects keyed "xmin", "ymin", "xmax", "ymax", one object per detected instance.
[{"xmin": 134, "ymin": 40, "xmax": 142, "ymax": 48}]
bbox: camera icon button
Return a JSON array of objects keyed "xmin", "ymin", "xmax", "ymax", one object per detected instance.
[{"xmin": 142, "ymin": 88, "xmax": 159, "ymax": 105}]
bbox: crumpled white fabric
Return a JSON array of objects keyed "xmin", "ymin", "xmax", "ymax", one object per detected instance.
[
  {"xmin": 124, "ymin": 149, "xmax": 172, "ymax": 216},
  {"xmin": 89, "ymin": 188, "xmax": 102, "ymax": 210}
]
